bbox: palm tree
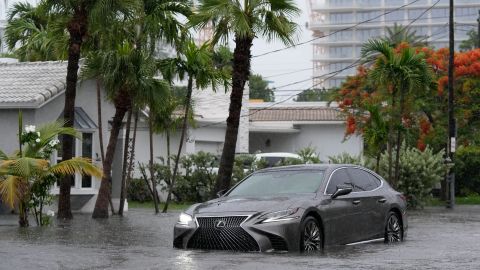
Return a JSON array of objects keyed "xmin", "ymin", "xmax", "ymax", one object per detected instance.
[
  {"xmin": 0, "ymin": 120, "xmax": 102, "ymax": 227},
  {"xmin": 361, "ymin": 39, "xmax": 434, "ymax": 185},
  {"xmin": 41, "ymin": 0, "xmax": 139, "ymax": 219},
  {"xmin": 363, "ymin": 104, "xmax": 389, "ymax": 172},
  {"xmin": 190, "ymin": 0, "xmax": 300, "ymax": 194},
  {"xmin": 383, "ymin": 23, "xmax": 427, "ymax": 48},
  {"xmin": 159, "ymin": 40, "xmax": 228, "ymax": 212},
  {"xmin": 4, "ymin": 2, "xmax": 67, "ymax": 61},
  {"xmin": 82, "ymin": 42, "xmax": 169, "ymax": 218}
]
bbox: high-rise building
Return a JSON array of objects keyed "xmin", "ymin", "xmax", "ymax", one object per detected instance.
[
  {"xmin": 0, "ymin": 0, "xmax": 40, "ymax": 53},
  {"xmin": 307, "ymin": 0, "xmax": 480, "ymax": 89}
]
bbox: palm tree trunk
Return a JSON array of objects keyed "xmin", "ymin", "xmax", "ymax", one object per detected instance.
[
  {"xmin": 149, "ymin": 116, "xmax": 160, "ymax": 213},
  {"xmin": 387, "ymin": 92, "xmax": 396, "ymax": 184},
  {"xmin": 125, "ymin": 111, "xmax": 139, "ymax": 206},
  {"xmin": 119, "ymin": 109, "xmax": 133, "ymax": 215},
  {"xmin": 96, "ymin": 80, "xmax": 115, "ymax": 215},
  {"xmin": 213, "ymin": 36, "xmax": 253, "ymax": 196},
  {"xmin": 92, "ymin": 89, "xmax": 131, "ymax": 218},
  {"xmin": 394, "ymin": 88, "xmax": 406, "ymax": 185},
  {"xmin": 58, "ymin": 9, "xmax": 87, "ymax": 220},
  {"xmin": 19, "ymin": 201, "xmax": 29, "ymax": 227},
  {"xmin": 163, "ymin": 77, "xmax": 194, "ymax": 213}
]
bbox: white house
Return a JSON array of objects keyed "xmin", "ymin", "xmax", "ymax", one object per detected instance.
[
  {"xmin": 0, "ymin": 60, "xmax": 363, "ymax": 213},
  {"xmin": 249, "ymin": 102, "xmax": 363, "ymax": 161}
]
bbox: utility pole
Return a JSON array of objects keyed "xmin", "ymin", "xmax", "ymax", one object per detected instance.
[
  {"xmin": 446, "ymin": 0, "xmax": 456, "ymax": 209},
  {"xmin": 477, "ymin": 10, "xmax": 480, "ymax": 48}
]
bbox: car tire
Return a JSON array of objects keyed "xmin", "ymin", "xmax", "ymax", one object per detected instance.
[
  {"xmin": 384, "ymin": 211, "xmax": 403, "ymax": 243},
  {"xmin": 300, "ymin": 216, "xmax": 323, "ymax": 252}
]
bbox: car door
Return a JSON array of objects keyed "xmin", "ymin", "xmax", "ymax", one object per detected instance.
[
  {"xmin": 347, "ymin": 168, "xmax": 386, "ymax": 240},
  {"xmin": 323, "ymin": 168, "xmax": 364, "ymax": 245}
]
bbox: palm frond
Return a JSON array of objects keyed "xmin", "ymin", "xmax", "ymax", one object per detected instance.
[
  {"xmin": 0, "ymin": 158, "xmax": 49, "ymax": 178},
  {"xmin": 50, "ymin": 157, "xmax": 103, "ymax": 178},
  {"xmin": 0, "ymin": 176, "xmax": 24, "ymax": 209}
]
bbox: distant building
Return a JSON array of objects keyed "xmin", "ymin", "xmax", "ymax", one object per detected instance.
[{"xmin": 307, "ymin": 0, "xmax": 480, "ymax": 89}]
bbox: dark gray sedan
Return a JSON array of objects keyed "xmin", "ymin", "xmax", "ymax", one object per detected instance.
[{"xmin": 173, "ymin": 164, "xmax": 407, "ymax": 252}]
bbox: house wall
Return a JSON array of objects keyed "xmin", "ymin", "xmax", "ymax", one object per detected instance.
[
  {"xmin": 249, "ymin": 123, "xmax": 363, "ymax": 161},
  {"xmin": 0, "ymin": 109, "xmax": 35, "ymax": 154}
]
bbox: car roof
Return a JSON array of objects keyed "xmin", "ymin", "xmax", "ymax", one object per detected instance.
[{"xmin": 254, "ymin": 163, "xmax": 360, "ymax": 173}]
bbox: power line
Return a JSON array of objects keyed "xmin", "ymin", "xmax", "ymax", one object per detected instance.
[
  {"xmin": 252, "ymin": 0, "xmax": 423, "ymax": 58},
  {"xmin": 196, "ymin": 1, "xmax": 444, "ymax": 129}
]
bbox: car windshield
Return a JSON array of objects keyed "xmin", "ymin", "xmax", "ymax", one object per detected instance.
[{"xmin": 227, "ymin": 170, "xmax": 325, "ymax": 196}]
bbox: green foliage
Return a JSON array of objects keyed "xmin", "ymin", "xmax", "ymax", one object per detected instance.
[
  {"xmin": 249, "ymin": 74, "xmax": 274, "ymax": 102},
  {"xmin": 455, "ymin": 146, "xmax": 480, "ymax": 196},
  {"xmin": 297, "ymin": 147, "xmax": 321, "ymax": 164},
  {"xmin": 328, "ymin": 152, "xmax": 363, "ymax": 165},
  {"xmin": 379, "ymin": 145, "xmax": 446, "ymax": 209},
  {"xmin": 127, "ymin": 178, "xmax": 153, "ymax": 203},
  {"xmin": 295, "ymin": 88, "xmax": 335, "ymax": 102},
  {"xmin": 459, "ymin": 29, "xmax": 479, "ymax": 51},
  {"xmin": 383, "ymin": 23, "xmax": 427, "ymax": 48},
  {"xmin": 175, "ymin": 152, "xmax": 217, "ymax": 202}
]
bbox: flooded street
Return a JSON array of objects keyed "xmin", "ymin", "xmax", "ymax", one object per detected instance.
[{"xmin": 1, "ymin": 206, "xmax": 480, "ymax": 270}]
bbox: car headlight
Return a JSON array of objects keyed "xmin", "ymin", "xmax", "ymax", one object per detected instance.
[
  {"xmin": 177, "ymin": 212, "xmax": 193, "ymax": 226},
  {"xmin": 261, "ymin": 208, "xmax": 299, "ymax": 223}
]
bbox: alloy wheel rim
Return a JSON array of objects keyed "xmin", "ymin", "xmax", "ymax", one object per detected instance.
[
  {"xmin": 303, "ymin": 221, "xmax": 321, "ymax": 251},
  {"xmin": 386, "ymin": 215, "xmax": 402, "ymax": 242}
]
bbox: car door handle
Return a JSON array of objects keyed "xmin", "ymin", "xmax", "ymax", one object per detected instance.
[
  {"xmin": 378, "ymin": 198, "xmax": 387, "ymax": 203},
  {"xmin": 352, "ymin": 200, "xmax": 361, "ymax": 205}
]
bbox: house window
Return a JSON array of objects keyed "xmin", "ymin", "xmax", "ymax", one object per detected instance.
[
  {"xmin": 81, "ymin": 133, "xmax": 93, "ymax": 188},
  {"xmin": 57, "ymin": 135, "xmax": 76, "ymax": 187},
  {"xmin": 54, "ymin": 132, "xmax": 95, "ymax": 189}
]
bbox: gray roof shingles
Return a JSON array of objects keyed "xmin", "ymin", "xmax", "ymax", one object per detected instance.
[
  {"xmin": 249, "ymin": 107, "xmax": 344, "ymax": 122},
  {"xmin": 0, "ymin": 61, "xmax": 67, "ymax": 108}
]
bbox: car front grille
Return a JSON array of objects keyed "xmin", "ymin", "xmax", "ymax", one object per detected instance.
[{"xmin": 187, "ymin": 216, "xmax": 259, "ymax": 251}]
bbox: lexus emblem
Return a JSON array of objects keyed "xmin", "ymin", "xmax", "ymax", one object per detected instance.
[{"xmin": 214, "ymin": 219, "xmax": 226, "ymax": 229}]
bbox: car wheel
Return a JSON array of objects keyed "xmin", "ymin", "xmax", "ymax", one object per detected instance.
[
  {"xmin": 300, "ymin": 216, "xmax": 323, "ymax": 252},
  {"xmin": 384, "ymin": 211, "xmax": 403, "ymax": 243}
]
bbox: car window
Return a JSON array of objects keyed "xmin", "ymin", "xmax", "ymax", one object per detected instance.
[
  {"xmin": 326, "ymin": 168, "xmax": 352, "ymax": 194},
  {"xmin": 348, "ymin": 168, "xmax": 380, "ymax": 192},
  {"xmin": 228, "ymin": 170, "xmax": 325, "ymax": 196}
]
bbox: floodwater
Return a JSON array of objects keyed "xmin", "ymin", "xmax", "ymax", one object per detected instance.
[{"xmin": 1, "ymin": 206, "xmax": 480, "ymax": 270}]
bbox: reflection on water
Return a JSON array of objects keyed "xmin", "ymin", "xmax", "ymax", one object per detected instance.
[{"xmin": 0, "ymin": 207, "xmax": 480, "ymax": 270}]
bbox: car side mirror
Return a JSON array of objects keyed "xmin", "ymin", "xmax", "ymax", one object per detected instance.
[
  {"xmin": 216, "ymin": 189, "xmax": 226, "ymax": 198},
  {"xmin": 331, "ymin": 185, "xmax": 353, "ymax": 199}
]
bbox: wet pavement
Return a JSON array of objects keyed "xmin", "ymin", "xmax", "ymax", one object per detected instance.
[{"xmin": 1, "ymin": 206, "xmax": 480, "ymax": 270}]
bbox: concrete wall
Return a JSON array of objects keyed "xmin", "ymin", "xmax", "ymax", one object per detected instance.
[{"xmin": 249, "ymin": 123, "xmax": 363, "ymax": 161}]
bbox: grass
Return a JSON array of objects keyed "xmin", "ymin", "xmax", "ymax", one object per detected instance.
[
  {"xmin": 128, "ymin": 201, "xmax": 191, "ymax": 211},
  {"xmin": 426, "ymin": 194, "xmax": 480, "ymax": 206}
]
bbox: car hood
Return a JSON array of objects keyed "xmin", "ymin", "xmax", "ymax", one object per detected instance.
[{"xmin": 192, "ymin": 194, "xmax": 315, "ymax": 215}]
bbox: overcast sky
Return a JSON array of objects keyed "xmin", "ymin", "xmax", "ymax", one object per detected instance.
[{"xmin": 250, "ymin": 0, "xmax": 312, "ymax": 102}]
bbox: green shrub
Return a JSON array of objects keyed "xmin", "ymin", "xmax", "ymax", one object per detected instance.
[
  {"xmin": 328, "ymin": 152, "xmax": 363, "ymax": 165},
  {"xmin": 175, "ymin": 151, "xmax": 217, "ymax": 202},
  {"xmin": 379, "ymin": 145, "xmax": 446, "ymax": 209},
  {"xmin": 455, "ymin": 146, "xmax": 480, "ymax": 196},
  {"xmin": 127, "ymin": 178, "xmax": 152, "ymax": 202},
  {"xmin": 297, "ymin": 147, "xmax": 322, "ymax": 163}
]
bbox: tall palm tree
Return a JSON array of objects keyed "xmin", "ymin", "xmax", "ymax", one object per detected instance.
[
  {"xmin": 82, "ymin": 42, "xmax": 169, "ymax": 218},
  {"xmin": 42, "ymin": 0, "xmax": 139, "ymax": 219},
  {"xmin": 0, "ymin": 121, "xmax": 102, "ymax": 227},
  {"xmin": 190, "ymin": 0, "xmax": 300, "ymax": 194},
  {"xmin": 159, "ymin": 40, "xmax": 228, "ymax": 212},
  {"xmin": 361, "ymin": 39, "xmax": 434, "ymax": 185}
]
